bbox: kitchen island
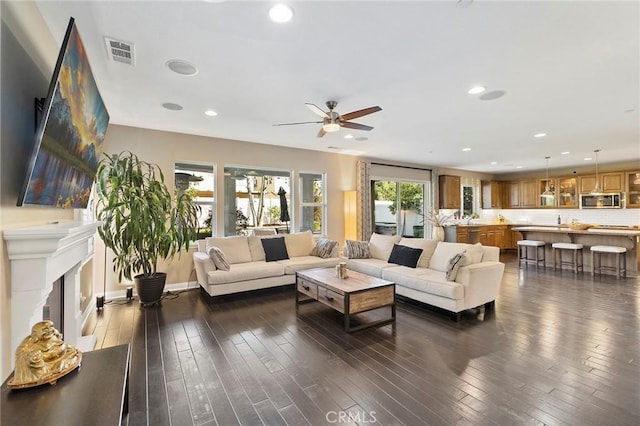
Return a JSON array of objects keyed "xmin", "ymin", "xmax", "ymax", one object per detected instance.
[{"xmin": 512, "ymin": 226, "xmax": 640, "ymax": 277}]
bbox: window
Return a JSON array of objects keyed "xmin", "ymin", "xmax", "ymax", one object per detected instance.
[
  {"xmin": 372, "ymin": 180, "xmax": 426, "ymax": 237},
  {"xmin": 299, "ymin": 172, "xmax": 326, "ymax": 235},
  {"xmin": 175, "ymin": 162, "xmax": 215, "ymax": 239},
  {"xmin": 223, "ymin": 166, "xmax": 291, "ymax": 236}
]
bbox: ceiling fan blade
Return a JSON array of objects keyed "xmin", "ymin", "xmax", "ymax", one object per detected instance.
[
  {"xmin": 341, "ymin": 121, "xmax": 373, "ymax": 131},
  {"xmin": 340, "ymin": 106, "xmax": 382, "ymax": 121},
  {"xmin": 317, "ymin": 128, "xmax": 327, "ymax": 138},
  {"xmin": 305, "ymin": 103, "xmax": 329, "ymax": 119},
  {"xmin": 273, "ymin": 121, "xmax": 323, "ymax": 126}
]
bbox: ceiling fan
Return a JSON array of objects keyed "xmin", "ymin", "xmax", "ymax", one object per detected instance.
[{"xmin": 274, "ymin": 101, "xmax": 382, "ymax": 137}]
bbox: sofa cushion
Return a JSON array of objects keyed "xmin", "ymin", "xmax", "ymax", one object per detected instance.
[
  {"xmin": 344, "ymin": 258, "xmax": 393, "ymax": 278},
  {"xmin": 278, "ymin": 256, "xmax": 341, "ymax": 274},
  {"xmin": 311, "ymin": 238, "xmax": 338, "ymax": 258},
  {"xmin": 408, "ymin": 270, "xmax": 464, "ymax": 300},
  {"xmin": 204, "ymin": 236, "xmax": 252, "ymax": 264},
  {"xmin": 398, "ymin": 238, "xmax": 438, "ymax": 268},
  {"xmin": 262, "ymin": 237, "xmax": 289, "ymax": 262},
  {"xmin": 445, "ymin": 252, "xmax": 466, "ymax": 281},
  {"xmin": 206, "ymin": 261, "xmax": 284, "ymax": 285},
  {"xmin": 248, "ymin": 235, "xmax": 281, "ymax": 261},
  {"xmin": 207, "ymin": 246, "xmax": 230, "ymax": 271},
  {"xmin": 388, "ymin": 244, "xmax": 423, "ymax": 268},
  {"xmin": 344, "ymin": 240, "xmax": 370, "ymax": 259},
  {"xmin": 466, "ymin": 243, "xmax": 484, "ymax": 264},
  {"xmin": 284, "ymin": 231, "xmax": 315, "ymax": 257},
  {"xmin": 428, "ymin": 242, "xmax": 471, "ymax": 272},
  {"xmin": 369, "ymin": 233, "xmax": 402, "ymax": 260}
]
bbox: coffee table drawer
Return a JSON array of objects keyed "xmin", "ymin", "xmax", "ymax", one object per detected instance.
[
  {"xmin": 318, "ymin": 287, "xmax": 345, "ymax": 313},
  {"xmin": 297, "ymin": 278, "xmax": 317, "ymax": 299},
  {"xmin": 349, "ymin": 286, "xmax": 394, "ymax": 314}
]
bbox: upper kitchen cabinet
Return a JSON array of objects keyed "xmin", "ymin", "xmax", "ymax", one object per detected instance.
[
  {"xmin": 439, "ymin": 175, "xmax": 461, "ymax": 209},
  {"xmin": 539, "ymin": 178, "xmax": 557, "ymax": 207},
  {"xmin": 579, "ymin": 172, "xmax": 624, "ymax": 193},
  {"xmin": 627, "ymin": 171, "xmax": 640, "ymax": 208},
  {"xmin": 482, "ymin": 181, "xmax": 503, "ymax": 209},
  {"xmin": 557, "ymin": 177, "xmax": 578, "ymax": 207}
]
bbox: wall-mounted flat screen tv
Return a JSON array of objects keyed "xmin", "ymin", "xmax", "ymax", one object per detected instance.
[{"xmin": 17, "ymin": 17, "xmax": 109, "ymax": 208}]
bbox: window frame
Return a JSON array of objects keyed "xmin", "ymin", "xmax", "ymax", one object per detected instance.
[{"xmin": 298, "ymin": 171, "xmax": 327, "ymax": 236}]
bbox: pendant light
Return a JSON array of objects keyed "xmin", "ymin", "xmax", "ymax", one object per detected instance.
[
  {"xmin": 590, "ymin": 149, "xmax": 602, "ymax": 195},
  {"xmin": 541, "ymin": 156, "xmax": 554, "ymax": 198}
]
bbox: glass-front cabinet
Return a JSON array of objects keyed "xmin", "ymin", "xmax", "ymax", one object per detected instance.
[
  {"xmin": 539, "ymin": 178, "xmax": 557, "ymax": 207},
  {"xmin": 627, "ymin": 171, "xmax": 640, "ymax": 208},
  {"xmin": 558, "ymin": 177, "xmax": 578, "ymax": 207}
]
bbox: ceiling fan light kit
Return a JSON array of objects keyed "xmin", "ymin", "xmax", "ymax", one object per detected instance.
[{"xmin": 274, "ymin": 100, "xmax": 382, "ymax": 137}]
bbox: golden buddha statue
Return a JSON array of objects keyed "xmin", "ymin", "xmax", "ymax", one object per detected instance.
[{"xmin": 9, "ymin": 320, "xmax": 82, "ymax": 389}]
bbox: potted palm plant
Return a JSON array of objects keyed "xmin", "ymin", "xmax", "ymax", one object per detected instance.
[{"xmin": 95, "ymin": 151, "xmax": 200, "ymax": 306}]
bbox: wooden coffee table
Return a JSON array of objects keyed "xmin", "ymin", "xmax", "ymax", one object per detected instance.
[{"xmin": 296, "ymin": 268, "xmax": 395, "ymax": 332}]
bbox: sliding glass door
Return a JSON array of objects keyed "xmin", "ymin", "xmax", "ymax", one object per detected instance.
[{"xmin": 372, "ymin": 180, "xmax": 426, "ymax": 237}]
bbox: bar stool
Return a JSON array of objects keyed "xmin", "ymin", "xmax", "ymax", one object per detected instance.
[
  {"xmin": 552, "ymin": 242, "xmax": 583, "ymax": 274},
  {"xmin": 590, "ymin": 245, "xmax": 627, "ymax": 279},
  {"xmin": 517, "ymin": 240, "xmax": 546, "ymax": 268}
]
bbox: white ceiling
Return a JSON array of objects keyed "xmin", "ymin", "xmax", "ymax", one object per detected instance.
[{"xmin": 34, "ymin": 1, "xmax": 639, "ymax": 174}]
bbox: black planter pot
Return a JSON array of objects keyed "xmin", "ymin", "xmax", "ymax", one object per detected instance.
[{"xmin": 134, "ymin": 272, "xmax": 166, "ymax": 307}]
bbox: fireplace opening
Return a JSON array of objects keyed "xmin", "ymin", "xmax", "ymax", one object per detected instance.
[{"xmin": 43, "ymin": 276, "xmax": 64, "ymax": 333}]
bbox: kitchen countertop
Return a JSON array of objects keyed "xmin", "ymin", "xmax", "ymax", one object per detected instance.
[{"xmin": 512, "ymin": 226, "xmax": 640, "ymax": 236}]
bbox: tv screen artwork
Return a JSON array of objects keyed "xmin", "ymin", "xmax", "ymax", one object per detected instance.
[{"xmin": 17, "ymin": 17, "xmax": 109, "ymax": 208}]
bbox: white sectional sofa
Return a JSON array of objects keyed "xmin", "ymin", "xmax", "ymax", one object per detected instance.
[
  {"xmin": 193, "ymin": 231, "xmax": 340, "ymax": 298},
  {"xmin": 343, "ymin": 233, "xmax": 505, "ymax": 320}
]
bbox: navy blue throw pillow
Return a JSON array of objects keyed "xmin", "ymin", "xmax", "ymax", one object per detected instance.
[
  {"xmin": 388, "ymin": 244, "xmax": 423, "ymax": 268},
  {"xmin": 261, "ymin": 237, "xmax": 289, "ymax": 262}
]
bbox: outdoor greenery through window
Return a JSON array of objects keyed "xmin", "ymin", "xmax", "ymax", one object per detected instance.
[
  {"xmin": 299, "ymin": 172, "xmax": 325, "ymax": 235},
  {"xmin": 372, "ymin": 181, "xmax": 425, "ymax": 237},
  {"xmin": 174, "ymin": 162, "xmax": 215, "ymax": 240},
  {"xmin": 223, "ymin": 166, "xmax": 291, "ymax": 236}
]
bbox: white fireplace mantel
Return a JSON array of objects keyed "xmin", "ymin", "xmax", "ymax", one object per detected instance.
[{"xmin": 3, "ymin": 220, "xmax": 98, "ymax": 365}]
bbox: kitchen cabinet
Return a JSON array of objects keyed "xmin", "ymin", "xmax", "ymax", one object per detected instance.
[
  {"xmin": 579, "ymin": 172, "xmax": 624, "ymax": 193},
  {"xmin": 439, "ymin": 175, "xmax": 461, "ymax": 209},
  {"xmin": 505, "ymin": 181, "xmax": 520, "ymax": 208},
  {"xmin": 521, "ymin": 180, "xmax": 538, "ymax": 207},
  {"xmin": 539, "ymin": 178, "xmax": 557, "ymax": 207},
  {"xmin": 627, "ymin": 171, "xmax": 640, "ymax": 208},
  {"xmin": 449, "ymin": 225, "xmax": 508, "ymax": 250},
  {"xmin": 505, "ymin": 180, "xmax": 537, "ymax": 208},
  {"xmin": 482, "ymin": 181, "xmax": 503, "ymax": 209},
  {"xmin": 558, "ymin": 177, "xmax": 578, "ymax": 207}
]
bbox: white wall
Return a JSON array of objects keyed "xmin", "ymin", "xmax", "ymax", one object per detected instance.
[{"xmin": 99, "ymin": 124, "xmax": 359, "ymax": 292}]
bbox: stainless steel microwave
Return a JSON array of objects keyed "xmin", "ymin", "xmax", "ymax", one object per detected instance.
[{"xmin": 580, "ymin": 193, "xmax": 622, "ymax": 208}]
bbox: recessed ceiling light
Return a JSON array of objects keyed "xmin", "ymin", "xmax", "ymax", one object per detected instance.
[
  {"xmin": 162, "ymin": 102, "xmax": 183, "ymax": 111},
  {"xmin": 462, "ymin": 147, "xmax": 471, "ymax": 152},
  {"xmin": 533, "ymin": 132, "xmax": 547, "ymax": 138},
  {"xmin": 490, "ymin": 161, "xmax": 497, "ymax": 165},
  {"xmin": 269, "ymin": 4, "xmax": 293, "ymax": 23},
  {"xmin": 344, "ymin": 134, "xmax": 354, "ymax": 139},
  {"xmin": 516, "ymin": 165, "xmax": 523, "ymax": 169},
  {"xmin": 479, "ymin": 90, "xmax": 506, "ymax": 101},
  {"xmin": 561, "ymin": 151, "xmax": 570, "ymax": 155},
  {"xmin": 584, "ymin": 157, "xmax": 593, "ymax": 161},
  {"xmin": 204, "ymin": 109, "xmax": 218, "ymax": 116},
  {"xmin": 468, "ymin": 86, "xmax": 485, "ymax": 95},
  {"xmin": 166, "ymin": 59, "xmax": 198, "ymax": 76}
]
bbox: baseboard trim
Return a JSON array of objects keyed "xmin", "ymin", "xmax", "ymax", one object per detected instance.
[{"xmin": 104, "ymin": 280, "xmax": 199, "ymax": 301}]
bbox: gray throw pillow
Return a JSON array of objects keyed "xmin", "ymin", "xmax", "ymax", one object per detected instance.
[
  {"xmin": 311, "ymin": 238, "xmax": 338, "ymax": 258},
  {"xmin": 207, "ymin": 246, "xmax": 230, "ymax": 271},
  {"xmin": 344, "ymin": 240, "xmax": 370, "ymax": 259},
  {"xmin": 445, "ymin": 251, "xmax": 467, "ymax": 281}
]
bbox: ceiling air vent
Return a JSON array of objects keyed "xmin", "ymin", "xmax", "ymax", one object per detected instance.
[{"xmin": 104, "ymin": 37, "xmax": 135, "ymax": 66}]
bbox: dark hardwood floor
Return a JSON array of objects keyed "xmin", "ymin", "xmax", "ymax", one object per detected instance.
[{"xmin": 83, "ymin": 252, "xmax": 640, "ymax": 425}]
